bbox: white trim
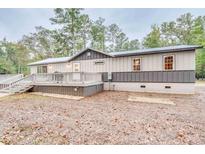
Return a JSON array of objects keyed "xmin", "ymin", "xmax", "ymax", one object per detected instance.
[
  {"xmin": 163, "ymin": 54, "xmax": 175, "ymax": 71},
  {"xmin": 132, "ymin": 57, "xmax": 142, "ymax": 71},
  {"xmin": 72, "ymin": 62, "xmax": 81, "ymax": 72}
]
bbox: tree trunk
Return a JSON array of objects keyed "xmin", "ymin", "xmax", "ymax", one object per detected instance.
[{"xmin": 83, "ymin": 35, "xmax": 86, "ymax": 49}]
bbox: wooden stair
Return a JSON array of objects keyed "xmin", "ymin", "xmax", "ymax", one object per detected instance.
[
  {"xmin": 0, "ymin": 75, "xmax": 34, "ymax": 94},
  {"xmin": 0, "ymin": 83, "xmax": 33, "ymax": 94}
]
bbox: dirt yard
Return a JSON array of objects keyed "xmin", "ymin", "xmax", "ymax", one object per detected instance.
[{"xmin": 0, "ymin": 86, "xmax": 205, "ymax": 145}]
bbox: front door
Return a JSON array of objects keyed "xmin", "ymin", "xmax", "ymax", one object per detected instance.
[{"xmin": 72, "ymin": 62, "xmax": 81, "ymax": 81}]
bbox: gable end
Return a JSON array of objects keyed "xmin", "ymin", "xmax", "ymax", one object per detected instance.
[{"xmin": 72, "ymin": 49, "xmax": 111, "ymax": 61}]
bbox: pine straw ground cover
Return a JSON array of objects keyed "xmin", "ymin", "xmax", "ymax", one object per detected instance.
[{"xmin": 0, "ymin": 87, "xmax": 205, "ymax": 145}]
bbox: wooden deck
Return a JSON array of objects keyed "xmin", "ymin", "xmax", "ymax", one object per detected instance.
[
  {"xmin": 0, "ymin": 73, "xmax": 104, "ymax": 96},
  {"xmin": 32, "ymin": 81, "xmax": 103, "ymax": 87}
]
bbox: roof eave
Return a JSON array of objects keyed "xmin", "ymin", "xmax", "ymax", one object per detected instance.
[
  {"xmin": 27, "ymin": 60, "xmax": 69, "ymax": 66},
  {"xmin": 113, "ymin": 46, "xmax": 203, "ymax": 57},
  {"xmin": 194, "ymin": 45, "xmax": 203, "ymax": 49}
]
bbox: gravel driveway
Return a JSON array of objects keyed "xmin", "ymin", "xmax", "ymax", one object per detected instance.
[{"xmin": 0, "ymin": 86, "xmax": 205, "ymax": 145}]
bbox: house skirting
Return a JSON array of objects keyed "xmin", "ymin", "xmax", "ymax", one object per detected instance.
[
  {"xmin": 31, "ymin": 83, "xmax": 103, "ymax": 96},
  {"xmin": 30, "ymin": 82, "xmax": 194, "ymax": 95},
  {"xmin": 104, "ymin": 82, "xmax": 195, "ymax": 94}
]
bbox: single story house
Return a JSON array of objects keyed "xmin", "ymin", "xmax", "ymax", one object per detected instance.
[{"xmin": 28, "ymin": 45, "xmax": 202, "ymax": 95}]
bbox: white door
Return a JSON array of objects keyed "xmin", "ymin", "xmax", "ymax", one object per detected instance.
[{"xmin": 72, "ymin": 62, "xmax": 81, "ymax": 81}]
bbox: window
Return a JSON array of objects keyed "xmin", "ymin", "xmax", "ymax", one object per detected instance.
[
  {"xmin": 37, "ymin": 66, "xmax": 47, "ymax": 73},
  {"xmin": 42, "ymin": 66, "xmax": 47, "ymax": 73},
  {"xmin": 164, "ymin": 55, "xmax": 174, "ymax": 70},
  {"xmin": 133, "ymin": 58, "xmax": 141, "ymax": 71},
  {"xmin": 73, "ymin": 63, "xmax": 80, "ymax": 72}
]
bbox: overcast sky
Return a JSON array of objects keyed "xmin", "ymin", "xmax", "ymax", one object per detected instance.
[{"xmin": 0, "ymin": 8, "xmax": 205, "ymax": 42}]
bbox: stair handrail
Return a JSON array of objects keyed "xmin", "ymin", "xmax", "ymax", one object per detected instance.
[
  {"xmin": 0, "ymin": 74, "xmax": 24, "ymax": 84},
  {"xmin": 0, "ymin": 74, "xmax": 34, "ymax": 91}
]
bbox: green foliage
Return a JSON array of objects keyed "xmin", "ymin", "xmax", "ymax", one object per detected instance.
[
  {"xmin": 50, "ymin": 8, "xmax": 84, "ymax": 55},
  {"xmin": 191, "ymin": 16, "xmax": 205, "ymax": 46},
  {"xmin": 1, "ymin": 10, "xmax": 205, "ymax": 77},
  {"xmin": 78, "ymin": 14, "xmax": 92, "ymax": 49},
  {"xmin": 0, "ymin": 39, "xmax": 29, "ymax": 74},
  {"xmin": 106, "ymin": 24, "xmax": 140, "ymax": 52},
  {"xmin": 0, "ymin": 58, "xmax": 15, "ymax": 74},
  {"xmin": 143, "ymin": 13, "xmax": 196, "ymax": 47},
  {"xmin": 127, "ymin": 39, "xmax": 140, "ymax": 50},
  {"xmin": 90, "ymin": 17, "xmax": 106, "ymax": 51},
  {"xmin": 143, "ymin": 25, "xmax": 162, "ymax": 48},
  {"xmin": 142, "ymin": 13, "xmax": 205, "ymax": 77},
  {"xmin": 21, "ymin": 8, "xmax": 141, "ymax": 58},
  {"xmin": 196, "ymin": 49, "xmax": 205, "ymax": 78}
]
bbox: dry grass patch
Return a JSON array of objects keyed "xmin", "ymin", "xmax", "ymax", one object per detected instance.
[
  {"xmin": 128, "ymin": 95, "xmax": 175, "ymax": 105},
  {"xmin": 31, "ymin": 92, "xmax": 84, "ymax": 100}
]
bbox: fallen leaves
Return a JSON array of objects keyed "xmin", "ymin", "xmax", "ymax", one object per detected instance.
[
  {"xmin": 0, "ymin": 90, "xmax": 205, "ymax": 144},
  {"xmin": 0, "ymin": 142, "xmax": 4, "ymax": 145}
]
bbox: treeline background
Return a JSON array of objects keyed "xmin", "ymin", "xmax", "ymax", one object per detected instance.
[{"xmin": 0, "ymin": 9, "xmax": 205, "ymax": 78}]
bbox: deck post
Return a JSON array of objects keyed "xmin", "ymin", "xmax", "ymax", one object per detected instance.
[
  {"xmin": 32, "ymin": 74, "xmax": 35, "ymax": 83},
  {"xmin": 82, "ymin": 72, "xmax": 85, "ymax": 84}
]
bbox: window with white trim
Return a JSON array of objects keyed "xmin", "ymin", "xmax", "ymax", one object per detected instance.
[
  {"xmin": 73, "ymin": 63, "xmax": 80, "ymax": 72},
  {"xmin": 133, "ymin": 58, "xmax": 141, "ymax": 71},
  {"xmin": 37, "ymin": 66, "xmax": 47, "ymax": 73},
  {"xmin": 164, "ymin": 55, "xmax": 174, "ymax": 70}
]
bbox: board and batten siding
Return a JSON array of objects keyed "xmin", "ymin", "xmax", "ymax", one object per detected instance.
[
  {"xmin": 72, "ymin": 49, "xmax": 110, "ymax": 61},
  {"xmin": 47, "ymin": 62, "xmax": 72, "ymax": 73},
  {"xmin": 30, "ymin": 66, "xmax": 37, "ymax": 74},
  {"xmin": 30, "ymin": 62, "xmax": 72, "ymax": 74},
  {"xmin": 73, "ymin": 51, "xmax": 195, "ymax": 72},
  {"xmin": 29, "ymin": 50, "xmax": 195, "ymax": 74}
]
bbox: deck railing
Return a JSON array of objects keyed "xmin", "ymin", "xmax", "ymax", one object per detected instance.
[
  {"xmin": 32, "ymin": 72, "xmax": 102, "ymax": 84},
  {"xmin": 0, "ymin": 74, "xmax": 24, "ymax": 90},
  {"xmin": 0, "ymin": 74, "xmax": 23, "ymax": 84},
  {"xmin": 0, "ymin": 73, "xmax": 103, "ymax": 92}
]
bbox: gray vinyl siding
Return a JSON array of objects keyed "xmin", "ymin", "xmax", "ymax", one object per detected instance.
[
  {"xmin": 32, "ymin": 83, "xmax": 103, "ymax": 96},
  {"xmin": 73, "ymin": 49, "xmax": 110, "ymax": 61},
  {"xmin": 108, "ymin": 70, "xmax": 195, "ymax": 83},
  {"xmin": 83, "ymin": 84, "xmax": 104, "ymax": 96}
]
